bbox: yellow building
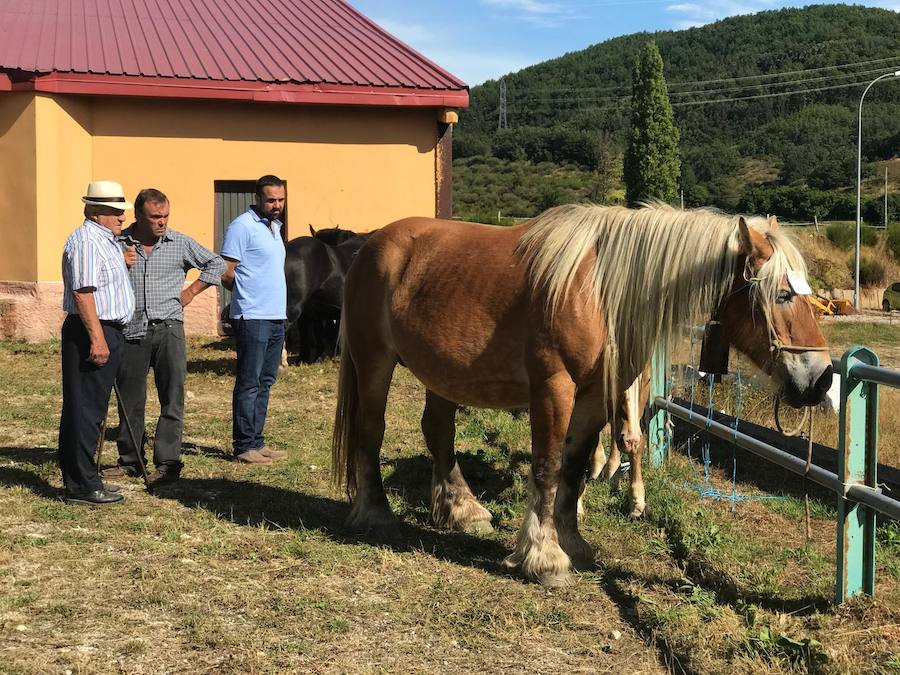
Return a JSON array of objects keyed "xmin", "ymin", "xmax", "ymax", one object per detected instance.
[{"xmin": 0, "ymin": 0, "xmax": 467, "ymax": 339}]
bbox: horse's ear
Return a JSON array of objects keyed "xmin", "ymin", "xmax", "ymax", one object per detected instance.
[
  {"xmin": 309, "ymin": 224, "xmax": 317, "ymax": 236},
  {"xmin": 737, "ymin": 217, "xmax": 753, "ymax": 254},
  {"xmin": 737, "ymin": 217, "xmax": 770, "ymax": 258},
  {"xmin": 767, "ymin": 214, "xmax": 779, "ymax": 231}
]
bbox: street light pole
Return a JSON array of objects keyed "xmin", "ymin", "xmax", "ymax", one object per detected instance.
[{"xmin": 854, "ymin": 70, "xmax": 900, "ymax": 310}]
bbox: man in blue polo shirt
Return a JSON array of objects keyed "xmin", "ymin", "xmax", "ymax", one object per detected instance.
[{"xmin": 221, "ymin": 175, "xmax": 290, "ymax": 465}]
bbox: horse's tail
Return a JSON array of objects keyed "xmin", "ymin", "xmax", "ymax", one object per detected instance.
[{"xmin": 331, "ymin": 318, "xmax": 358, "ymax": 498}]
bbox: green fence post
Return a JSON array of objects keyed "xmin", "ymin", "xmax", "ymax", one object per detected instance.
[
  {"xmin": 649, "ymin": 338, "xmax": 669, "ymax": 466},
  {"xmin": 835, "ymin": 345, "xmax": 879, "ymax": 604}
]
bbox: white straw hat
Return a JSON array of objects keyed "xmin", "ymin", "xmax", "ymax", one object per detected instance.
[{"xmin": 81, "ymin": 181, "xmax": 133, "ymax": 210}]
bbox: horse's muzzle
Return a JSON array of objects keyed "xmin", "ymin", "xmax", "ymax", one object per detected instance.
[{"xmin": 782, "ymin": 364, "xmax": 833, "ymax": 408}]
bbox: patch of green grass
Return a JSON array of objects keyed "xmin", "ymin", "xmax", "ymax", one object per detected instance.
[
  {"xmin": 763, "ymin": 495, "xmax": 835, "ymax": 521},
  {"xmin": 0, "ymin": 339, "xmax": 61, "ymax": 355},
  {"xmin": 177, "ymin": 609, "xmax": 238, "ymax": 648},
  {"xmin": 0, "ymin": 592, "xmax": 38, "ymax": 610},
  {"xmin": 31, "ymin": 500, "xmax": 80, "ymax": 522},
  {"xmin": 275, "ymin": 639, "xmax": 312, "ymax": 656},
  {"xmin": 43, "ymin": 603, "xmax": 74, "ymax": 618},
  {"xmin": 823, "ymin": 322, "xmax": 900, "ymax": 348},
  {"xmin": 119, "ymin": 639, "xmax": 148, "ymax": 656},
  {"xmin": 739, "ymin": 625, "xmax": 828, "ymax": 671},
  {"xmin": 323, "ymin": 616, "xmax": 350, "ymax": 634}
]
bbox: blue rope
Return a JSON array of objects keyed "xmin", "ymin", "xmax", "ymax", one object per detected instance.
[
  {"xmin": 680, "ymin": 355, "xmax": 787, "ymax": 507},
  {"xmin": 730, "ymin": 370, "xmax": 743, "ymax": 510}
]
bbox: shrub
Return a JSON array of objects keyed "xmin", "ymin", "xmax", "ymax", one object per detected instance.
[
  {"xmin": 853, "ymin": 257, "xmax": 886, "ymax": 287},
  {"xmin": 860, "ymin": 224, "xmax": 879, "ymax": 247},
  {"xmin": 888, "ymin": 223, "xmax": 900, "ymax": 260},
  {"xmin": 826, "ymin": 223, "xmax": 855, "ymax": 251}
]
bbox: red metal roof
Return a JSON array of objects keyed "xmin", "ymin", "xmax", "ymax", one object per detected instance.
[{"xmin": 0, "ymin": 0, "xmax": 468, "ymax": 107}]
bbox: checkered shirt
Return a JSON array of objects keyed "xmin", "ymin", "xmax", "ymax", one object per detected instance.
[{"xmin": 119, "ymin": 227, "xmax": 226, "ymax": 339}]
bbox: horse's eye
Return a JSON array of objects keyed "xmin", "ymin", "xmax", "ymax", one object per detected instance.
[{"xmin": 776, "ymin": 289, "xmax": 793, "ymax": 304}]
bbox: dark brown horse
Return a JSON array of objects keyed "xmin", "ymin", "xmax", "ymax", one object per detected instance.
[{"xmin": 332, "ymin": 204, "xmax": 832, "ymax": 586}]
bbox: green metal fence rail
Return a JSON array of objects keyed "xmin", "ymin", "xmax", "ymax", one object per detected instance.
[{"xmin": 648, "ymin": 345, "xmax": 899, "ymax": 605}]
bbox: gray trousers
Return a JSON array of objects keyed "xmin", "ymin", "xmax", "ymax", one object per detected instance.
[{"xmin": 115, "ymin": 319, "xmax": 186, "ymax": 470}]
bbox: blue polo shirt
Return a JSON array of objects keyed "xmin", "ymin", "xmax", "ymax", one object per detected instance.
[{"xmin": 221, "ymin": 207, "xmax": 286, "ymax": 320}]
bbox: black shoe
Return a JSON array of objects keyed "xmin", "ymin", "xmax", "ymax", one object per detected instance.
[
  {"xmin": 103, "ymin": 482, "xmax": 122, "ymax": 493},
  {"xmin": 64, "ymin": 489, "xmax": 124, "ymax": 506},
  {"xmin": 146, "ymin": 467, "xmax": 180, "ymax": 487}
]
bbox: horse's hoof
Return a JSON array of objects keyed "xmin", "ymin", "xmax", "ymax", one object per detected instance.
[
  {"xmin": 464, "ymin": 519, "xmax": 494, "ymax": 534},
  {"xmin": 345, "ymin": 505, "xmax": 400, "ymax": 539},
  {"xmin": 559, "ymin": 533, "xmax": 594, "ymax": 570},
  {"xmin": 539, "ymin": 569, "xmax": 572, "ymax": 588},
  {"xmin": 629, "ymin": 504, "xmax": 647, "ymax": 519}
]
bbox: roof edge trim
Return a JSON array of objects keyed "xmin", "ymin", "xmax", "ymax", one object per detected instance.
[{"xmin": 7, "ymin": 73, "xmax": 469, "ymax": 108}]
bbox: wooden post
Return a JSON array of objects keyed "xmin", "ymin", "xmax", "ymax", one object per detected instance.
[
  {"xmin": 435, "ymin": 109, "xmax": 457, "ymax": 220},
  {"xmin": 835, "ymin": 346, "xmax": 879, "ymax": 603},
  {"xmin": 649, "ymin": 338, "xmax": 669, "ymax": 466}
]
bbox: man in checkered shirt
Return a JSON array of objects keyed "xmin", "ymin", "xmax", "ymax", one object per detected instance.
[{"xmin": 101, "ymin": 188, "xmax": 226, "ymax": 486}]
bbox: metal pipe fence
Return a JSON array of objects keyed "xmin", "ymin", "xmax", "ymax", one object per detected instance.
[{"xmin": 649, "ymin": 344, "xmax": 898, "ymax": 604}]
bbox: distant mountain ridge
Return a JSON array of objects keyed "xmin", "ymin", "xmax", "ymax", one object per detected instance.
[{"xmin": 454, "ymin": 4, "xmax": 900, "ymax": 211}]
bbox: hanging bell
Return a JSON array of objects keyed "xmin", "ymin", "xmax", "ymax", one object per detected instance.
[{"xmin": 699, "ymin": 320, "xmax": 729, "ymax": 382}]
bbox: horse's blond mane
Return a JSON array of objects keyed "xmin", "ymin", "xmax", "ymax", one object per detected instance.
[{"xmin": 516, "ymin": 202, "xmax": 808, "ymax": 397}]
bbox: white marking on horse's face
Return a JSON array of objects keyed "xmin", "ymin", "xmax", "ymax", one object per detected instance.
[{"xmin": 775, "ymin": 350, "xmax": 833, "ymax": 408}]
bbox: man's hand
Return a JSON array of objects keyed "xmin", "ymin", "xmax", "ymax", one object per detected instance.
[
  {"xmin": 123, "ymin": 245, "xmax": 137, "ymax": 268},
  {"xmin": 221, "ymin": 259, "xmax": 238, "ymax": 291},
  {"xmin": 88, "ymin": 336, "xmax": 110, "ymax": 366},
  {"xmin": 180, "ymin": 287, "xmax": 196, "ymax": 307}
]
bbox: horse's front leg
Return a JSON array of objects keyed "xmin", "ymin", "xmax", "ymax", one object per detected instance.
[
  {"xmin": 423, "ymin": 390, "xmax": 493, "ymax": 533},
  {"xmin": 504, "ymin": 371, "xmax": 577, "ymax": 587},
  {"xmin": 557, "ymin": 388, "xmax": 607, "ymax": 569}
]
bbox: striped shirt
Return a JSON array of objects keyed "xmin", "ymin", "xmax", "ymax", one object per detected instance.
[
  {"xmin": 62, "ymin": 220, "xmax": 135, "ymax": 323},
  {"xmin": 119, "ymin": 227, "xmax": 226, "ymax": 339}
]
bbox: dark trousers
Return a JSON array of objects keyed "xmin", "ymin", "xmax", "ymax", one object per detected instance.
[
  {"xmin": 232, "ymin": 318, "xmax": 285, "ymax": 454},
  {"xmin": 116, "ymin": 320, "xmax": 186, "ymax": 471},
  {"xmin": 58, "ymin": 315, "xmax": 124, "ymax": 493}
]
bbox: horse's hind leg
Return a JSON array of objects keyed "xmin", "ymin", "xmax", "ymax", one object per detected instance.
[
  {"xmin": 588, "ymin": 428, "xmax": 608, "ymax": 480},
  {"xmin": 345, "ymin": 351, "xmax": 399, "ymax": 535},
  {"xmin": 627, "ymin": 433, "xmax": 646, "ymax": 518},
  {"xmin": 423, "ymin": 390, "xmax": 493, "ymax": 533},
  {"xmin": 619, "ymin": 367, "xmax": 650, "ymax": 517}
]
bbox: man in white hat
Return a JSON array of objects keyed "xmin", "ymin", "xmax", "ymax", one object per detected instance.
[{"xmin": 58, "ymin": 181, "xmax": 136, "ymax": 505}]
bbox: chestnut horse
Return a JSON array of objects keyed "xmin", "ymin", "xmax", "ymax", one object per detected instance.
[
  {"xmin": 332, "ymin": 204, "xmax": 832, "ymax": 586},
  {"xmin": 587, "ymin": 367, "xmax": 652, "ymax": 515}
]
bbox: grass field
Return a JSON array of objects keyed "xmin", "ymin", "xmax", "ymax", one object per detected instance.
[{"xmin": 1, "ymin": 322, "xmax": 899, "ymax": 673}]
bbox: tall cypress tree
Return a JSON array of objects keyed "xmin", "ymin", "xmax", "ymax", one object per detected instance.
[{"xmin": 623, "ymin": 41, "xmax": 681, "ymax": 206}]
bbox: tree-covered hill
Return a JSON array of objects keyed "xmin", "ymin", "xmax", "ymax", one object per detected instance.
[{"xmin": 453, "ymin": 4, "xmax": 900, "ymax": 217}]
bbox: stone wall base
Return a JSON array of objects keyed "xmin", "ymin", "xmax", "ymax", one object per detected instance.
[{"xmin": 0, "ymin": 281, "xmax": 222, "ymax": 341}]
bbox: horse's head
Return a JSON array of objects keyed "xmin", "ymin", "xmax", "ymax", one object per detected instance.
[
  {"xmin": 719, "ymin": 216, "xmax": 832, "ymax": 408},
  {"xmin": 310, "ymin": 224, "xmax": 357, "ymax": 246}
]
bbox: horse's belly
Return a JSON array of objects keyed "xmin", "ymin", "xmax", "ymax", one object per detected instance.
[
  {"xmin": 415, "ymin": 370, "xmax": 531, "ymax": 409},
  {"xmin": 391, "ymin": 319, "xmax": 531, "ymax": 409}
]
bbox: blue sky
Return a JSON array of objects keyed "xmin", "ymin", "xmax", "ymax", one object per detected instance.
[{"xmin": 348, "ymin": 1, "xmax": 900, "ymax": 85}]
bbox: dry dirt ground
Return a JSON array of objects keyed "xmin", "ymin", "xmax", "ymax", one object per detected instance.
[{"xmin": 0, "ymin": 329, "xmax": 899, "ymax": 674}]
